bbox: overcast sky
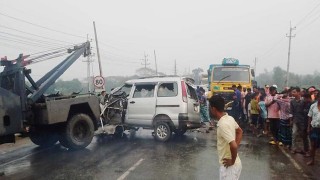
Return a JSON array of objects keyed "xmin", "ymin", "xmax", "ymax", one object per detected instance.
[{"xmin": 1, "ymin": 0, "xmax": 320, "ymax": 81}]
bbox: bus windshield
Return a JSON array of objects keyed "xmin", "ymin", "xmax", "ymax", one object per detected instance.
[{"xmin": 212, "ymin": 67, "xmax": 250, "ymax": 82}]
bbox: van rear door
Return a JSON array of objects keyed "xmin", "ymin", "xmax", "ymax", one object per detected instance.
[{"xmin": 155, "ymin": 82, "xmax": 180, "ymax": 122}]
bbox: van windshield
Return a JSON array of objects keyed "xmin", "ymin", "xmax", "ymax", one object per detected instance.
[{"xmin": 112, "ymin": 84, "xmax": 132, "ymax": 96}]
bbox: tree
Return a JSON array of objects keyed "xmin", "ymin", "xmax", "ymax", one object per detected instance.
[
  {"xmin": 272, "ymin": 66, "xmax": 286, "ymax": 89},
  {"xmin": 255, "ymin": 66, "xmax": 319, "ymax": 90},
  {"xmin": 135, "ymin": 67, "xmax": 155, "ymax": 77},
  {"xmin": 46, "ymin": 79, "xmax": 82, "ymax": 95},
  {"xmin": 192, "ymin": 68, "xmax": 203, "ymax": 85},
  {"xmin": 135, "ymin": 67, "xmax": 166, "ymax": 77}
]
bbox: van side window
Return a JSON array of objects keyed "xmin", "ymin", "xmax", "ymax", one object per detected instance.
[
  {"xmin": 133, "ymin": 84, "xmax": 155, "ymax": 98},
  {"xmin": 157, "ymin": 83, "xmax": 178, "ymax": 97},
  {"xmin": 186, "ymin": 84, "xmax": 198, "ymax": 100}
]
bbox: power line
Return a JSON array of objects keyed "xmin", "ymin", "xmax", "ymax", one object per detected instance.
[
  {"xmin": 99, "ymin": 41, "xmax": 123, "ymax": 51},
  {"xmin": 0, "ymin": 41, "xmax": 40, "ymax": 52},
  {"xmin": 295, "ymin": 1, "xmax": 320, "ymax": 26},
  {"xmin": 100, "ymin": 54, "xmax": 140, "ymax": 64},
  {"xmin": 0, "ymin": 37, "xmax": 81, "ymax": 58},
  {"xmin": 98, "ymin": 49, "xmax": 140, "ymax": 64},
  {"xmin": 0, "ymin": 12, "xmax": 86, "ymax": 39},
  {"xmin": 0, "ymin": 25, "xmax": 77, "ymax": 44},
  {"xmin": 0, "ymin": 31, "xmax": 66, "ymax": 46},
  {"xmin": 98, "ymin": 45, "xmax": 140, "ymax": 60},
  {"xmin": 260, "ymin": 37, "xmax": 286, "ymax": 59},
  {"xmin": 296, "ymin": 12, "xmax": 320, "ymax": 34},
  {"xmin": 97, "ymin": 56, "xmax": 141, "ymax": 67},
  {"xmin": 99, "ymin": 40, "xmax": 143, "ymax": 57},
  {"xmin": 260, "ymin": 2, "xmax": 320, "ymax": 60},
  {"xmin": 0, "ymin": 36, "xmax": 56, "ymax": 48}
]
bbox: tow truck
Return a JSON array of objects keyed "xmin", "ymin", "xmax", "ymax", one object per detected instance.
[{"xmin": 0, "ymin": 42, "xmax": 101, "ymax": 150}]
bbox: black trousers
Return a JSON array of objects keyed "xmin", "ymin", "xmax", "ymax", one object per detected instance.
[{"xmin": 269, "ymin": 118, "xmax": 280, "ymax": 141}]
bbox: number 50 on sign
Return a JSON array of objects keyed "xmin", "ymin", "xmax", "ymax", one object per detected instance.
[{"xmin": 93, "ymin": 76, "xmax": 105, "ymax": 88}]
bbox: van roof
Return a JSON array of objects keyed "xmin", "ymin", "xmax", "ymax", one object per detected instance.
[{"xmin": 125, "ymin": 76, "xmax": 195, "ymax": 84}]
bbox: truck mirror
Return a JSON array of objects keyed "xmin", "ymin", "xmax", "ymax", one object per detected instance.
[{"xmin": 251, "ymin": 69, "xmax": 255, "ymax": 77}]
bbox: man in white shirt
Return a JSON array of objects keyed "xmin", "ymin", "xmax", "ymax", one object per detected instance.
[
  {"xmin": 209, "ymin": 95, "xmax": 243, "ymax": 180},
  {"xmin": 307, "ymin": 93, "xmax": 320, "ymax": 165}
]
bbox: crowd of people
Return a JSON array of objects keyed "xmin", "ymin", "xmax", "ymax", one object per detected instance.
[{"xmin": 230, "ymin": 84, "xmax": 320, "ymax": 166}]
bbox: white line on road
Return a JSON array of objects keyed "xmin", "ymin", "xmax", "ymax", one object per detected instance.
[
  {"xmin": 0, "ymin": 147, "xmax": 51, "ymax": 167},
  {"xmin": 117, "ymin": 158, "xmax": 144, "ymax": 180},
  {"xmin": 279, "ymin": 147, "xmax": 309, "ymax": 178}
]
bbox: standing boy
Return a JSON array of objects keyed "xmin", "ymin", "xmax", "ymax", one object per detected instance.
[
  {"xmin": 199, "ymin": 87, "xmax": 209, "ymax": 126},
  {"xmin": 209, "ymin": 95, "xmax": 243, "ymax": 180},
  {"xmin": 250, "ymin": 93, "xmax": 260, "ymax": 136},
  {"xmin": 307, "ymin": 93, "xmax": 320, "ymax": 165},
  {"xmin": 258, "ymin": 95, "xmax": 267, "ymax": 136}
]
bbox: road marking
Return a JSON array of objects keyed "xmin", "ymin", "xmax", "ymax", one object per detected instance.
[
  {"xmin": 279, "ymin": 147, "xmax": 309, "ymax": 178},
  {"xmin": 0, "ymin": 147, "xmax": 50, "ymax": 167},
  {"xmin": 117, "ymin": 158, "xmax": 144, "ymax": 180}
]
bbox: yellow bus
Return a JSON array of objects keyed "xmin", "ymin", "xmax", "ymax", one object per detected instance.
[{"xmin": 207, "ymin": 58, "xmax": 255, "ymax": 110}]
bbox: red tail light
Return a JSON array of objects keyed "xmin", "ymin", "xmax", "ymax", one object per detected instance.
[{"xmin": 181, "ymin": 81, "xmax": 188, "ymax": 103}]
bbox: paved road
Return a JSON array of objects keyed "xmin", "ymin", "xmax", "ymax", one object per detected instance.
[{"xmin": 0, "ymin": 127, "xmax": 318, "ymax": 180}]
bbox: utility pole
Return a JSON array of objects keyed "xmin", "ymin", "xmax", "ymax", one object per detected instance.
[
  {"xmin": 254, "ymin": 57, "xmax": 257, "ymax": 80},
  {"xmin": 86, "ymin": 34, "xmax": 92, "ymax": 93},
  {"xmin": 174, "ymin": 59, "xmax": 177, "ymax": 75},
  {"xmin": 285, "ymin": 21, "xmax": 296, "ymax": 87},
  {"xmin": 141, "ymin": 52, "xmax": 150, "ymax": 68},
  {"xmin": 83, "ymin": 34, "xmax": 94, "ymax": 93},
  {"xmin": 93, "ymin": 21, "xmax": 103, "ymax": 77},
  {"xmin": 154, "ymin": 50, "xmax": 158, "ymax": 75}
]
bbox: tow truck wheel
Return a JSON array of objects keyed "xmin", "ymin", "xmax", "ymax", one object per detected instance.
[
  {"xmin": 154, "ymin": 122, "xmax": 171, "ymax": 142},
  {"xmin": 60, "ymin": 114, "xmax": 94, "ymax": 150},
  {"xmin": 29, "ymin": 127, "xmax": 59, "ymax": 147}
]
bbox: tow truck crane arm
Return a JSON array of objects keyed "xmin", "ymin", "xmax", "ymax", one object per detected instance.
[{"xmin": 28, "ymin": 42, "xmax": 90, "ymax": 103}]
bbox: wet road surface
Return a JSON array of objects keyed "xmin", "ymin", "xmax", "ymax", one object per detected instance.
[{"xmin": 0, "ymin": 127, "xmax": 319, "ymax": 180}]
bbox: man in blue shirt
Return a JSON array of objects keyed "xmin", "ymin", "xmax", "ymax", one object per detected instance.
[{"xmin": 231, "ymin": 84, "xmax": 241, "ymax": 121}]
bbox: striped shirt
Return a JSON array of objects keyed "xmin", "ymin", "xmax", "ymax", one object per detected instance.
[{"xmin": 276, "ymin": 98, "xmax": 291, "ymax": 120}]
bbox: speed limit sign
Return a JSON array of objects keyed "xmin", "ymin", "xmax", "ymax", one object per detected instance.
[{"xmin": 93, "ymin": 76, "xmax": 105, "ymax": 88}]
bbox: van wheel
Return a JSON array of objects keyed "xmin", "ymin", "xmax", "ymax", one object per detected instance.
[
  {"xmin": 174, "ymin": 128, "xmax": 187, "ymax": 136},
  {"xmin": 154, "ymin": 122, "xmax": 171, "ymax": 142},
  {"xmin": 59, "ymin": 114, "xmax": 94, "ymax": 150}
]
